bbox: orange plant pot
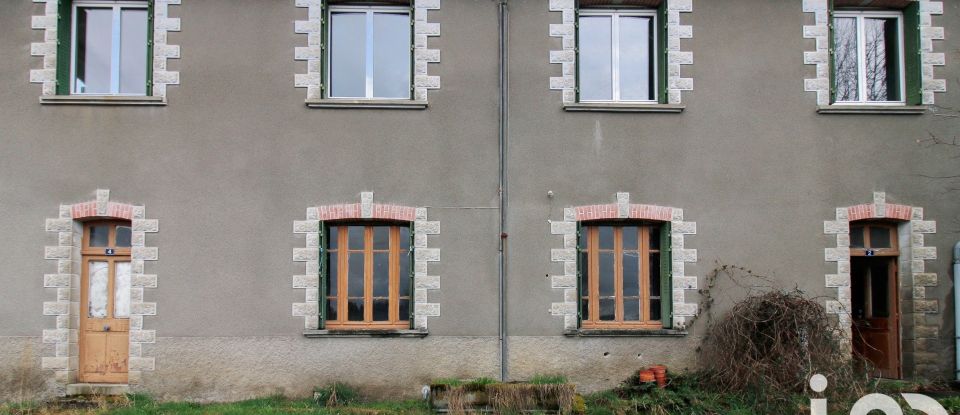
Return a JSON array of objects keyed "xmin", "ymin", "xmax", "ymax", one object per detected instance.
[{"xmin": 638, "ymin": 370, "xmax": 656, "ymax": 384}]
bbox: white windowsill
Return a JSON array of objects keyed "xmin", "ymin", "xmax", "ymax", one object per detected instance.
[
  {"xmin": 563, "ymin": 103, "xmax": 685, "ymax": 113},
  {"xmin": 303, "ymin": 329, "xmax": 428, "ymax": 338},
  {"xmin": 39, "ymin": 95, "xmax": 166, "ymax": 106},
  {"xmin": 305, "ymin": 99, "xmax": 428, "ymax": 109},
  {"xmin": 817, "ymin": 105, "xmax": 927, "ymax": 115}
]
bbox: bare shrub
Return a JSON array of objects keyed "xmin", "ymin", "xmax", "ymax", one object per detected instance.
[{"xmin": 699, "ymin": 284, "xmax": 868, "ymax": 403}]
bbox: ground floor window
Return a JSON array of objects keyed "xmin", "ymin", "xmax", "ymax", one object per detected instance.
[
  {"xmin": 578, "ymin": 222, "xmax": 670, "ymax": 329},
  {"xmin": 323, "ymin": 223, "xmax": 412, "ymax": 329}
]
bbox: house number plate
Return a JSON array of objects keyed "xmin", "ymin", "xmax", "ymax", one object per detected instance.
[
  {"xmin": 105, "ymin": 248, "xmax": 115, "ymax": 255},
  {"xmin": 865, "ymin": 250, "xmax": 875, "ymax": 256}
]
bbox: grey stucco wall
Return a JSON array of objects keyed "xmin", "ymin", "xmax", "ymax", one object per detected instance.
[{"xmin": 0, "ymin": 0, "xmax": 958, "ymax": 401}]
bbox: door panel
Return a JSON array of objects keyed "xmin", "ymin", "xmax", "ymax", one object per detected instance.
[
  {"xmin": 851, "ymin": 256, "xmax": 901, "ymax": 379},
  {"xmin": 80, "ymin": 255, "xmax": 130, "ymax": 383}
]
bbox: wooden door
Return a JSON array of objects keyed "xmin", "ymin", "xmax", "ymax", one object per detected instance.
[
  {"xmin": 79, "ymin": 221, "xmax": 132, "ymax": 384},
  {"xmin": 849, "ymin": 222, "xmax": 901, "ymax": 379}
]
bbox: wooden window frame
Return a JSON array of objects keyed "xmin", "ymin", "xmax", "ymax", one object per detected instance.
[
  {"xmin": 579, "ymin": 222, "xmax": 663, "ymax": 330},
  {"xmin": 850, "ymin": 221, "xmax": 899, "ymax": 257},
  {"xmin": 324, "ymin": 222, "xmax": 411, "ymax": 330}
]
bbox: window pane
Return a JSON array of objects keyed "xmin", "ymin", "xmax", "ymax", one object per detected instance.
[
  {"xmin": 649, "ymin": 225, "xmax": 660, "ymax": 250},
  {"xmin": 618, "ymin": 16, "xmax": 653, "ymax": 101},
  {"xmin": 649, "ymin": 253, "xmax": 661, "ymax": 295},
  {"xmin": 348, "ymin": 226, "xmax": 364, "ymax": 250},
  {"xmin": 599, "ymin": 298, "xmax": 616, "ymax": 321},
  {"xmin": 328, "ymin": 226, "xmax": 339, "ymax": 250},
  {"xmin": 870, "ymin": 261, "xmax": 890, "ymax": 318},
  {"xmin": 622, "ymin": 226, "xmax": 638, "ymax": 250},
  {"xmin": 119, "ymin": 8, "xmax": 147, "ymax": 95},
  {"xmin": 598, "ymin": 226, "xmax": 614, "ymax": 250},
  {"xmin": 399, "ymin": 227, "xmax": 410, "ymax": 251},
  {"xmin": 90, "ymin": 225, "xmax": 110, "ymax": 247},
  {"xmin": 864, "ymin": 18, "xmax": 901, "ymax": 102},
  {"xmin": 373, "ymin": 227, "xmax": 390, "ymax": 250},
  {"xmin": 75, "ymin": 7, "xmax": 113, "ymax": 94},
  {"xmin": 347, "ymin": 299, "xmax": 364, "ymax": 321},
  {"xmin": 834, "ymin": 17, "xmax": 860, "ymax": 102},
  {"xmin": 650, "ymin": 299, "xmax": 661, "ymax": 321},
  {"xmin": 622, "ymin": 252, "xmax": 639, "ymax": 297},
  {"xmin": 579, "ymin": 16, "xmax": 613, "ymax": 101},
  {"xmin": 870, "ymin": 226, "xmax": 891, "ymax": 248},
  {"xmin": 398, "ymin": 299, "xmax": 409, "ymax": 321},
  {"xmin": 330, "ymin": 12, "xmax": 367, "ymax": 98},
  {"xmin": 373, "ymin": 252, "xmax": 389, "ymax": 297},
  {"xmin": 372, "ymin": 12, "xmax": 410, "ymax": 98},
  {"xmin": 115, "ymin": 226, "xmax": 131, "ymax": 247},
  {"xmin": 327, "ymin": 299, "xmax": 338, "ymax": 321},
  {"xmin": 328, "ymin": 252, "xmax": 338, "ymax": 296},
  {"xmin": 398, "ymin": 251, "xmax": 410, "ymax": 297},
  {"xmin": 348, "ymin": 253, "xmax": 364, "ymax": 297},
  {"xmin": 624, "ymin": 299, "xmax": 640, "ymax": 321},
  {"xmin": 373, "ymin": 299, "xmax": 390, "ymax": 321},
  {"xmin": 598, "ymin": 252, "xmax": 615, "ymax": 296},
  {"xmin": 88, "ymin": 261, "xmax": 109, "ymax": 318},
  {"xmin": 114, "ymin": 261, "xmax": 131, "ymax": 318},
  {"xmin": 850, "ymin": 225, "xmax": 865, "ymax": 248}
]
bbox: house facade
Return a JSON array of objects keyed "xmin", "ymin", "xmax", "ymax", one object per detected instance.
[{"xmin": 0, "ymin": 0, "xmax": 957, "ymax": 401}]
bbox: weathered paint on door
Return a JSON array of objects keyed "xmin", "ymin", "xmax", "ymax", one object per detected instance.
[
  {"xmin": 79, "ymin": 222, "xmax": 132, "ymax": 384},
  {"xmin": 851, "ymin": 256, "xmax": 901, "ymax": 379}
]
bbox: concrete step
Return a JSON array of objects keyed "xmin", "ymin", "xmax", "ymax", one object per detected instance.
[{"xmin": 65, "ymin": 383, "xmax": 130, "ymax": 396}]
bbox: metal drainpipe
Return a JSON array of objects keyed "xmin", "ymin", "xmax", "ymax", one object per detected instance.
[
  {"xmin": 497, "ymin": 0, "xmax": 509, "ymax": 383},
  {"xmin": 954, "ymin": 241, "xmax": 960, "ymax": 381}
]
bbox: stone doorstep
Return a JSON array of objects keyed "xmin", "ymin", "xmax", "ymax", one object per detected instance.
[{"xmin": 66, "ymin": 383, "xmax": 130, "ymax": 396}]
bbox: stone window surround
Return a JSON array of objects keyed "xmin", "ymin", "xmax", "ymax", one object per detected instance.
[
  {"xmin": 42, "ymin": 189, "xmax": 158, "ymax": 395},
  {"xmin": 802, "ymin": 0, "xmax": 945, "ymax": 109},
  {"xmin": 294, "ymin": 0, "xmax": 441, "ymax": 107},
  {"xmin": 548, "ymin": 0, "xmax": 694, "ymax": 111},
  {"xmin": 549, "ymin": 192, "xmax": 698, "ymax": 332},
  {"xmin": 823, "ymin": 192, "xmax": 939, "ymax": 372},
  {"xmin": 293, "ymin": 192, "xmax": 440, "ymax": 334},
  {"xmin": 30, "ymin": 0, "xmax": 182, "ymax": 105}
]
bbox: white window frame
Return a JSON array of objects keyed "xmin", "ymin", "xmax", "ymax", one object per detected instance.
[
  {"xmin": 326, "ymin": 5, "xmax": 412, "ymax": 100},
  {"xmin": 70, "ymin": 0, "xmax": 149, "ymax": 96},
  {"xmin": 833, "ymin": 10, "xmax": 906, "ymax": 105},
  {"xmin": 578, "ymin": 9, "xmax": 658, "ymax": 104}
]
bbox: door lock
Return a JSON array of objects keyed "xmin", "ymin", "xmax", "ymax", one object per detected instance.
[{"xmin": 103, "ymin": 325, "xmax": 110, "ymax": 332}]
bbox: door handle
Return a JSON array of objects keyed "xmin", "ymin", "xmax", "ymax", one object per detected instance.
[{"xmin": 103, "ymin": 324, "xmax": 110, "ymax": 332}]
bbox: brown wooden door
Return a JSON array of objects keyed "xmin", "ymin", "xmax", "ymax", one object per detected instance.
[
  {"xmin": 79, "ymin": 222, "xmax": 131, "ymax": 384},
  {"xmin": 851, "ymin": 256, "xmax": 901, "ymax": 379}
]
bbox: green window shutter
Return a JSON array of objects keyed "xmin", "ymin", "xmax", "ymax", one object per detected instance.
[
  {"xmin": 320, "ymin": 0, "xmax": 327, "ymax": 97},
  {"xmin": 408, "ymin": 224, "xmax": 416, "ymax": 329},
  {"xmin": 903, "ymin": 1, "xmax": 922, "ymax": 105},
  {"xmin": 574, "ymin": 0, "xmax": 580, "ymax": 103},
  {"xmin": 657, "ymin": 0, "xmax": 669, "ymax": 104},
  {"xmin": 659, "ymin": 222, "xmax": 672, "ymax": 329},
  {"xmin": 146, "ymin": 0, "xmax": 155, "ymax": 96},
  {"xmin": 575, "ymin": 222, "xmax": 583, "ymax": 328},
  {"xmin": 55, "ymin": 0, "xmax": 72, "ymax": 95},
  {"xmin": 319, "ymin": 221, "xmax": 327, "ymax": 329},
  {"xmin": 827, "ymin": 0, "xmax": 836, "ymax": 104}
]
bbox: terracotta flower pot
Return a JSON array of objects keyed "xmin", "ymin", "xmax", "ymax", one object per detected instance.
[{"xmin": 638, "ymin": 370, "xmax": 656, "ymax": 384}]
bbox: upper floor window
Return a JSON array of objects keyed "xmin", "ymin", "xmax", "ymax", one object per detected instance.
[
  {"xmin": 578, "ymin": 223, "xmax": 669, "ymax": 329},
  {"xmin": 71, "ymin": 1, "xmax": 150, "ymax": 95},
  {"xmin": 833, "ymin": 11, "xmax": 905, "ymax": 104},
  {"xmin": 323, "ymin": 223, "xmax": 412, "ymax": 329},
  {"xmin": 328, "ymin": 5, "xmax": 411, "ymax": 99},
  {"xmin": 579, "ymin": 9, "xmax": 658, "ymax": 103}
]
